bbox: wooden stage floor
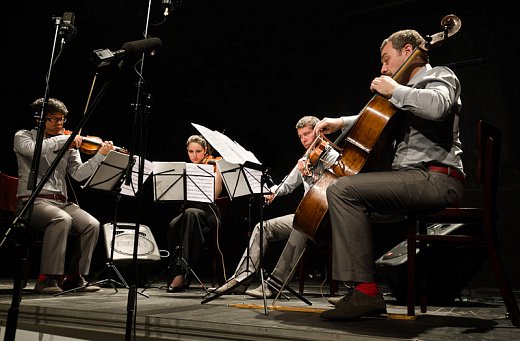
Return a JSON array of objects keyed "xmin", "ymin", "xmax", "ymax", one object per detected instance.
[{"xmin": 0, "ymin": 278, "xmax": 519, "ymax": 340}]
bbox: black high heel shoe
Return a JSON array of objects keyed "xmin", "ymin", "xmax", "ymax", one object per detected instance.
[
  {"xmin": 166, "ymin": 284, "xmax": 185, "ymax": 293},
  {"xmin": 166, "ymin": 274, "xmax": 185, "ymax": 293}
]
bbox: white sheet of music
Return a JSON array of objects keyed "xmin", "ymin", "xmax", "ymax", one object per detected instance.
[
  {"xmin": 152, "ymin": 162, "xmax": 214, "ymax": 203},
  {"xmin": 186, "ymin": 163, "xmax": 215, "ymax": 203},
  {"xmin": 191, "ymin": 123, "xmax": 261, "ymax": 165},
  {"xmin": 217, "ymin": 158, "xmax": 268, "ymax": 199},
  {"xmin": 119, "ymin": 155, "xmax": 153, "ymax": 197}
]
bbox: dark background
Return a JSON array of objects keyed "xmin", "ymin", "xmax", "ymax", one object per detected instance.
[{"xmin": 1, "ymin": 1, "xmax": 519, "ymax": 290}]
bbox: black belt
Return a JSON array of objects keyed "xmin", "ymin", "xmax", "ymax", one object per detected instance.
[
  {"xmin": 20, "ymin": 194, "xmax": 67, "ymax": 202},
  {"xmin": 428, "ymin": 165, "xmax": 465, "ymax": 183}
]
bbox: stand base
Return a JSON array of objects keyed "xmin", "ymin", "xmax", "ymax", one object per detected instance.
[
  {"xmin": 177, "ymin": 256, "xmax": 210, "ymax": 294},
  {"xmin": 54, "ymin": 262, "xmax": 149, "ymax": 298},
  {"xmin": 202, "ymin": 273, "xmax": 256, "ymax": 304}
]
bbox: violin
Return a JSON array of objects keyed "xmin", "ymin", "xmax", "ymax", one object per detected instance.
[
  {"xmin": 202, "ymin": 154, "xmax": 222, "ymax": 172},
  {"xmin": 62, "ymin": 130, "xmax": 128, "ymax": 155},
  {"xmin": 304, "ymin": 133, "xmax": 341, "ymax": 175}
]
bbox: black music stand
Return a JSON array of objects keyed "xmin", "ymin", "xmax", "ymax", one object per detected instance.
[
  {"xmin": 152, "ymin": 161, "xmax": 216, "ymax": 294},
  {"xmin": 201, "ymin": 159, "xmax": 278, "ymax": 312},
  {"xmin": 192, "ymin": 123, "xmax": 299, "ymax": 313},
  {"xmin": 55, "ymin": 150, "xmax": 147, "ymax": 297}
]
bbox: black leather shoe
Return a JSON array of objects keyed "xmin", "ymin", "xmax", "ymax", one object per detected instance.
[{"xmin": 166, "ymin": 285, "xmax": 185, "ymax": 293}]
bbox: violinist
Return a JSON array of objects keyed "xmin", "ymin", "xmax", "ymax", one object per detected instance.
[
  {"xmin": 317, "ymin": 29, "xmax": 464, "ymax": 320},
  {"xmin": 165, "ymin": 134, "xmax": 223, "ymax": 292},
  {"xmin": 13, "ymin": 97, "xmax": 115, "ymax": 294},
  {"xmin": 214, "ymin": 116, "xmax": 341, "ymax": 298}
]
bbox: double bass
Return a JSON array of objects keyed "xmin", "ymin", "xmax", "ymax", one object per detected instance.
[{"xmin": 293, "ymin": 14, "xmax": 462, "ymax": 243}]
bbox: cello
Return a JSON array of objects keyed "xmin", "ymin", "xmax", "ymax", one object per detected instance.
[{"xmin": 293, "ymin": 14, "xmax": 462, "ymax": 243}]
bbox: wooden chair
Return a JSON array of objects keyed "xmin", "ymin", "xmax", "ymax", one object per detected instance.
[
  {"xmin": 0, "ymin": 172, "xmax": 18, "ymax": 224},
  {"xmin": 405, "ymin": 120, "xmax": 520, "ymax": 326},
  {"xmin": 0, "ymin": 172, "xmax": 32, "ymax": 286}
]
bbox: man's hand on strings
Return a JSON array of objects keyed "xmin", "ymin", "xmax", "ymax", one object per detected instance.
[
  {"xmin": 98, "ymin": 141, "xmax": 115, "ymax": 156},
  {"xmin": 314, "ymin": 117, "xmax": 344, "ymax": 136},
  {"xmin": 370, "ymin": 75, "xmax": 398, "ymax": 99}
]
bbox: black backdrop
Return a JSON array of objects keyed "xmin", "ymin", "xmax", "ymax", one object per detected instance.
[{"xmin": 2, "ymin": 0, "xmax": 519, "ymax": 288}]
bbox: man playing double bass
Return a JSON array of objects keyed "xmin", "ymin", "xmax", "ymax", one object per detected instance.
[{"xmin": 316, "ymin": 29, "xmax": 465, "ymax": 320}]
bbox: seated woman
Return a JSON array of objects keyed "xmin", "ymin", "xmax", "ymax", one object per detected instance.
[{"xmin": 166, "ymin": 135, "xmax": 223, "ymax": 292}]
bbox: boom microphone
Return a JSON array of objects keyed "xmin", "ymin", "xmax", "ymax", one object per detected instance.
[
  {"xmin": 90, "ymin": 37, "xmax": 162, "ymax": 67},
  {"xmin": 59, "ymin": 12, "xmax": 77, "ymax": 44},
  {"xmin": 162, "ymin": 0, "xmax": 182, "ymax": 17}
]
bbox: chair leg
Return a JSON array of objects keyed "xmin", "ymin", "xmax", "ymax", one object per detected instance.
[
  {"xmin": 325, "ymin": 244, "xmax": 336, "ymax": 296},
  {"xmin": 484, "ymin": 226, "xmax": 520, "ymax": 326},
  {"xmin": 407, "ymin": 219, "xmax": 417, "ymax": 317},
  {"xmin": 298, "ymin": 250, "xmax": 305, "ymax": 294}
]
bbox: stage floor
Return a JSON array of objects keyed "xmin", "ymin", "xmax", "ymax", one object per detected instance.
[{"xmin": 0, "ymin": 278, "xmax": 519, "ymax": 340}]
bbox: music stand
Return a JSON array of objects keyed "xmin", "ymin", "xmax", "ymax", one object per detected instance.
[
  {"xmin": 152, "ymin": 161, "xmax": 215, "ymax": 293},
  {"xmin": 201, "ymin": 159, "xmax": 273, "ymax": 310},
  {"xmin": 55, "ymin": 150, "xmax": 147, "ymax": 297}
]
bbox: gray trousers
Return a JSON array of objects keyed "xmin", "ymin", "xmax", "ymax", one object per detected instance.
[
  {"xmin": 326, "ymin": 168, "xmax": 465, "ymax": 283},
  {"xmin": 232, "ymin": 213, "xmax": 307, "ymax": 285},
  {"xmin": 19, "ymin": 198, "xmax": 100, "ymax": 275}
]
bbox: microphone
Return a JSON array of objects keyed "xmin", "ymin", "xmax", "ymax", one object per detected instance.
[
  {"xmin": 162, "ymin": 0, "xmax": 172, "ymax": 17},
  {"xmin": 59, "ymin": 12, "xmax": 77, "ymax": 44},
  {"xmin": 162, "ymin": 0, "xmax": 182, "ymax": 17},
  {"xmin": 90, "ymin": 37, "xmax": 163, "ymax": 67}
]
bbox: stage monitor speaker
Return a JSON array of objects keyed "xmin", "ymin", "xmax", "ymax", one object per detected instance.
[
  {"xmin": 103, "ymin": 222, "xmax": 161, "ymax": 262},
  {"xmin": 375, "ymin": 223, "xmax": 487, "ymax": 304}
]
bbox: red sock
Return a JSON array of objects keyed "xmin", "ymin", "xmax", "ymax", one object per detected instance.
[
  {"xmin": 38, "ymin": 274, "xmax": 49, "ymax": 281},
  {"xmin": 354, "ymin": 282, "xmax": 380, "ymax": 297}
]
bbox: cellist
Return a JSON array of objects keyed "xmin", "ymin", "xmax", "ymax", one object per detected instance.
[
  {"xmin": 318, "ymin": 29, "xmax": 465, "ymax": 320},
  {"xmin": 213, "ymin": 116, "xmax": 344, "ymax": 298}
]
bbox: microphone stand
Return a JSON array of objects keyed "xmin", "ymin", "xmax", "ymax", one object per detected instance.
[
  {"xmin": 125, "ymin": 1, "xmax": 153, "ymax": 340},
  {"xmin": 2, "ymin": 21, "xmax": 124, "ymax": 341},
  {"xmin": 2, "ymin": 16, "xmax": 64, "ymax": 341}
]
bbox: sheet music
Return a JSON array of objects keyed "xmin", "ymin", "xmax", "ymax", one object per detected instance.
[
  {"xmin": 217, "ymin": 158, "xmax": 269, "ymax": 199},
  {"xmin": 120, "ymin": 155, "xmax": 153, "ymax": 197},
  {"xmin": 186, "ymin": 163, "xmax": 215, "ymax": 203},
  {"xmin": 192, "ymin": 123, "xmax": 261, "ymax": 165},
  {"xmin": 152, "ymin": 162, "xmax": 215, "ymax": 203}
]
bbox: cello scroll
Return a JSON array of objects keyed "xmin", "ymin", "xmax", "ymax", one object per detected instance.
[{"xmin": 424, "ymin": 14, "xmax": 462, "ymax": 50}]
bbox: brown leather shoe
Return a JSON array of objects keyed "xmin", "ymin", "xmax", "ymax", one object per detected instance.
[
  {"xmin": 320, "ymin": 290, "xmax": 387, "ymax": 320},
  {"xmin": 61, "ymin": 275, "xmax": 100, "ymax": 292},
  {"xmin": 34, "ymin": 278, "xmax": 63, "ymax": 295}
]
